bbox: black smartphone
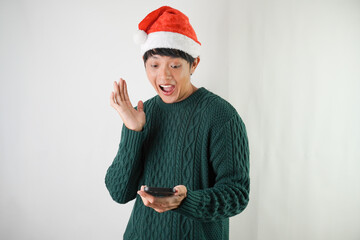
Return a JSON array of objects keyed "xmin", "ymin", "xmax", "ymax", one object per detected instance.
[{"xmin": 144, "ymin": 187, "xmax": 175, "ymax": 197}]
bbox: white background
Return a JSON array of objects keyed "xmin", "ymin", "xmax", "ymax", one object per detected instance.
[{"xmin": 1, "ymin": 0, "xmax": 359, "ymax": 239}]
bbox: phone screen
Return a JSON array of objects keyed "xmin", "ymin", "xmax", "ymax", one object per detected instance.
[{"xmin": 144, "ymin": 187, "xmax": 175, "ymax": 197}]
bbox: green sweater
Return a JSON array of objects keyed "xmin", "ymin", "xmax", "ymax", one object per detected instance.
[{"xmin": 105, "ymin": 88, "xmax": 250, "ymax": 240}]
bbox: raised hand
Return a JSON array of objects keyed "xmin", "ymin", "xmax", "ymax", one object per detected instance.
[{"xmin": 110, "ymin": 78, "xmax": 146, "ymax": 132}]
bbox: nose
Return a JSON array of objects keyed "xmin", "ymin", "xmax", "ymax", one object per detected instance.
[{"xmin": 159, "ymin": 65, "xmax": 171, "ymax": 80}]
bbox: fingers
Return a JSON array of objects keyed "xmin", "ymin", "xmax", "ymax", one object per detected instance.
[
  {"xmin": 113, "ymin": 81, "xmax": 120, "ymax": 104},
  {"xmin": 110, "ymin": 91, "xmax": 121, "ymax": 112},
  {"xmin": 174, "ymin": 185, "xmax": 187, "ymax": 197},
  {"xmin": 138, "ymin": 186, "xmax": 155, "ymax": 204},
  {"xmin": 137, "ymin": 100, "xmax": 144, "ymax": 112},
  {"xmin": 112, "ymin": 78, "xmax": 134, "ymax": 108},
  {"xmin": 112, "ymin": 78, "xmax": 126, "ymax": 104},
  {"xmin": 110, "ymin": 91, "xmax": 115, "ymax": 106},
  {"xmin": 123, "ymin": 79, "xmax": 130, "ymax": 102},
  {"xmin": 118, "ymin": 79, "xmax": 125, "ymax": 102},
  {"xmin": 111, "ymin": 78, "xmax": 133, "ymax": 110},
  {"xmin": 137, "ymin": 185, "xmax": 185, "ymax": 213}
]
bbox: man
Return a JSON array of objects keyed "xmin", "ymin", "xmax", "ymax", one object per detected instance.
[{"xmin": 105, "ymin": 6, "xmax": 250, "ymax": 240}]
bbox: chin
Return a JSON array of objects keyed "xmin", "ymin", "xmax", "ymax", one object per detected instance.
[
  {"xmin": 159, "ymin": 95, "xmax": 177, "ymax": 104},
  {"xmin": 157, "ymin": 88, "xmax": 180, "ymax": 103}
]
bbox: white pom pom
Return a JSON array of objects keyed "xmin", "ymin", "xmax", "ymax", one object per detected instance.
[{"xmin": 133, "ymin": 30, "xmax": 147, "ymax": 45}]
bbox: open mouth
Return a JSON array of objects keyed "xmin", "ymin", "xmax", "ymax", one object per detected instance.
[{"xmin": 159, "ymin": 84, "xmax": 175, "ymax": 95}]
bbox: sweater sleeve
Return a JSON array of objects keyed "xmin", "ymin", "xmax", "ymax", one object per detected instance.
[
  {"xmin": 174, "ymin": 114, "xmax": 250, "ymax": 222},
  {"xmin": 105, "ymin": 125, "xmax": 146, "ymax": 204}
]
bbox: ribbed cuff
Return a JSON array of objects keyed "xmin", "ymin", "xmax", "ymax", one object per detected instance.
[
  {"xmin": 174, "ymin": 189, "xmax": 203, "ymax": 217},
  {"xmin": 120, "ymin": 125, "xmax": 146, "ymax": 153}
]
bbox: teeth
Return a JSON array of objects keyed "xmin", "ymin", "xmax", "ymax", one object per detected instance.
[{"xmin": 160, "ymin": 84, "xmax": 174, "ymax": 93}]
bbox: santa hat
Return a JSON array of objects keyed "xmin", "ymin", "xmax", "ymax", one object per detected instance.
[{"xmin": 133, "ymin": 6, "xmax": 201, "ymax": 58}]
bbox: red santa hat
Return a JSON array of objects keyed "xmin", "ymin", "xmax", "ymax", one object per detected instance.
[{"xmin": 133, "ymin": 6, "xmax": 201, "ymax": 58}]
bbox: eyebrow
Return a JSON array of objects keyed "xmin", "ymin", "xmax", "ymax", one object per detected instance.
[{"xmin": 150, "ymin": 55, "xmax": 181, "ymax": 60}]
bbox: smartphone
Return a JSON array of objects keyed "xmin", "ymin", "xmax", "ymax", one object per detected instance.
[{"xmin": 144, "ymin": 187, "xmax": 175, "ymax": 197}]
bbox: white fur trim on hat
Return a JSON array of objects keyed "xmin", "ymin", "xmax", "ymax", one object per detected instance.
[{"xmin": 140, "ymin": 31, "xmax": 201, "ymax": 58}]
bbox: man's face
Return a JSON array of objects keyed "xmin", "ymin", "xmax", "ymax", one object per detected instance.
[{"xmin": 145, "ymin": 55, "xmax": 199, "ymax": 103}]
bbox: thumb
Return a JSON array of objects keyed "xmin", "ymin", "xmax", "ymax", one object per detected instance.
[
  {"xmin": 174, "ymin": 185, "xmax": 187, "ymax": 197},
  {"xmin": 137, "ymin": 100, "xmax": 144, "ymax": 112}
]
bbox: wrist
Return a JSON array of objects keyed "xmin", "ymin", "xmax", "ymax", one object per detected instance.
[{"xmin": 125, "ymin": 123, "xmax": 144, "ymax": 132}]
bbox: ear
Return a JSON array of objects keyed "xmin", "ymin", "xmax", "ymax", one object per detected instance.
[
  {"xmin": 142, "ymin": 56, "xmax": 147, "ymax": 68},
  {"xmin": 190, "ymin": 57, "xmax": 200, "ymax": 75}
]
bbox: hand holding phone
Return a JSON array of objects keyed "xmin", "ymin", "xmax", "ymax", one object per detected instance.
[{"xmin": 138, "ymin": 185, "xmax": 187, "ymax": 213}]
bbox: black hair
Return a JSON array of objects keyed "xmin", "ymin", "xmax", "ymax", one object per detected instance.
[{"xmin": 143, "ymin": 48, "xmax": 196, "ymax": 67}]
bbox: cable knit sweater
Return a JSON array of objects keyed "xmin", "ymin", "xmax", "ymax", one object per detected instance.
[{"xmin": 105, "ymin": 87, "xmax": 250, "ymax": 240}]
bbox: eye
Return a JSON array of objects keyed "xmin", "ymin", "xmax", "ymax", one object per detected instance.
[
  {"xmin": 171, "ymin": 64, "xmax": 181, "ymax": 69},
  {"xmin": 150, "ymin": 64, "xmax": 158, "ymax": 68}
]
